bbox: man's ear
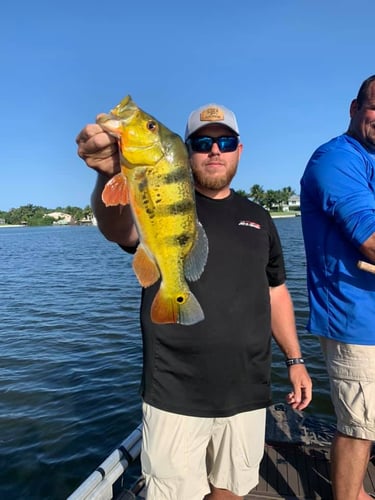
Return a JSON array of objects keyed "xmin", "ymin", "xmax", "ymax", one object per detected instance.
[{"xmin": 349, "ymin": 98, "xmax": 358, "ymax": 118}]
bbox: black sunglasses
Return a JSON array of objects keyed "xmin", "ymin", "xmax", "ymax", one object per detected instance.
[{"xmin": 187, "ymin": 135, "xmax": 239, "ymax": 153}]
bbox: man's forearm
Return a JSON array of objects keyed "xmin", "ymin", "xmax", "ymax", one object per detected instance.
[
  {"xmin": 270, "ymin": 284, "xmax": 302, "ymax": 359},
  {"xmin": 359, "ymin": 231, "xmax": 375, "ymax": 263}
]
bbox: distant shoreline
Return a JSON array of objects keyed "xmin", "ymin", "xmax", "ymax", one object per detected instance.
[
  {"xmin": 0, "ymin": 224, "xmax": 26, "ymax": 228},
  {"xmin": 0, "ymin": 214, "xmax": 299, "ymax": 228},
  {"xmin": 271, "ymin": 213, "xmax": 300, "ymax": 218}
]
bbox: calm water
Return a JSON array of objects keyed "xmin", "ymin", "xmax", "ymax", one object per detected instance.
[{"xmin": 0, "ymin": 219, "xmax": 334, "ymax": 499}]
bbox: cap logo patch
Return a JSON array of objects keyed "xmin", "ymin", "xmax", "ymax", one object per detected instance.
[{"xmin": 200, "ymin": 107, "xmax": 224, "ymax": 122}]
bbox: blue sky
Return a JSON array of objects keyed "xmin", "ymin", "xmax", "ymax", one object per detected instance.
[{"xmin": 1, "ymin": 0, "xmax": 374, "ymax": 211}]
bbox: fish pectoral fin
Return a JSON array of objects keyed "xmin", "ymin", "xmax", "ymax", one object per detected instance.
[
  {"xmin": 184, "ymin": 222, "xmax": 209, "ymax": 282},
  {"xmin": 151, "ymin": 288, "xmax": 205, "ymax": 325},
  {"xmin": 102, "ymin": 173, "xmax": 130, "ymax": 207},
  {"xmin": 133, "ymin": 245, "xmax": 160, "ymax": 287}
]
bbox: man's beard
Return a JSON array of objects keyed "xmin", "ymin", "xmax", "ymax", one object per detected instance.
[
  {"xmin": 366, "ymin": 123, "xmax": 375, "ymax": 150},
  {"xmin": 192, "ymin": 165, "xmax": 237, "ymax": 191}
]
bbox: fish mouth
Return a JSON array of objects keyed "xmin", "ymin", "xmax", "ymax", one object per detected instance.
[
  {"xmin": 111, "ymin": 95, "xmax": 133, "ymax": 117},
  {"xmin": 97, "ymin": 95, "xmax": 137, "ymax": 128},
  {"xmin": 96, "ymin": 113, "xmax": 120, "ymax": 136}
]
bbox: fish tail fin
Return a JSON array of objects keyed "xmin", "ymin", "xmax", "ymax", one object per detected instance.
[{"xmin": 151, "ymin": 288, "xmax": 204, "ymax": 325}]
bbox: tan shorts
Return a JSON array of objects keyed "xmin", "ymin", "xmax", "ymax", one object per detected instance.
[
  {"xmin": 320, "ymin": 337, "xmax": 375, "ymax": 440},
  {"xmin": 141, "ymin": 402, "xmax": 266, "ymax": 499}
]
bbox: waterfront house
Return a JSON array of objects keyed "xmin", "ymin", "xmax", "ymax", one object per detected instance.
[{"xmin": 46, "ymin": 212, "xmax": 74, "ymax": 225}]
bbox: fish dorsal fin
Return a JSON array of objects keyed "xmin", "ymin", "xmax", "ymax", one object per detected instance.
[
  {"xmin": 133, "ymin": 244, "xmax": 160, "ymax": 287},
  {"xmin": 184, "ymin": 222, "xmax": 209, "ymax": 282},
  {"xmin": 102, "ymin": 173, "xmax": 130, "ymax": 207}
]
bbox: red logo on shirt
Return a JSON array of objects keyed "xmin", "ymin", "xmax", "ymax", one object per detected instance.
[{"xmin": 238, "ymin": 221, "xmax": 261, "ymax": 229}]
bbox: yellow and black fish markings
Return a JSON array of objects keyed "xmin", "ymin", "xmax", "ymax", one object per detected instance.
[{"xmin": 97, "ymin": 96, "xmax": 208, "ymax": 325}]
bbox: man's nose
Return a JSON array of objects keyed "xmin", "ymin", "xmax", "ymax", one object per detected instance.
[{"xmin": 209, "ymin": 142, "xmax": 221, "ymax": 154}]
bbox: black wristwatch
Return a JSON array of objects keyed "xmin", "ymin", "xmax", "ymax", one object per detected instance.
[{"xmin": 285, "ymin": 357, "xmax": 305, "ymax": 367}]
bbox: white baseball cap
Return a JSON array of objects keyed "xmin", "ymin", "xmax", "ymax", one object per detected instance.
[{"xmin": 184, "ymin": 103, "xmax": 240, "ymax": 140}]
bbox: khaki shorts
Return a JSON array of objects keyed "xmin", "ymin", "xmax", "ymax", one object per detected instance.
[
  {"xmin": 141, "ymin": 402, "xmax": 266, "ymax": 500},
  {"xmin": 320, "ymin": 337, "xmax": 375, "ymax": 440}
]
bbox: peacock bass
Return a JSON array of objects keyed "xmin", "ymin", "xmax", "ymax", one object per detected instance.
[{"xmin": 97, "ymin": 95, "xmax": 208, "ymax": 325}]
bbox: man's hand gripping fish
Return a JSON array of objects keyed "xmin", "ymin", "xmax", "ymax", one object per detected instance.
[{"xmin": 97, "ymin": 96, "xmax": 208, "ymax": 325}]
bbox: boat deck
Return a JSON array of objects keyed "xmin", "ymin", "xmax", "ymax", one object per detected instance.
[
  {"xmin": 246, "ymin": 403, "xmax": 375, "ymax": 499},
  {"xmin": 126, "ymin": 440, "xmax": 375, "ymax": 500},
  {"xmin": 247, "ymin": 441, "xmax": 375, "ymax": 499},
  {"xmin": 69, "ymin": 403, "xmax": 375, "ymax": 500}
]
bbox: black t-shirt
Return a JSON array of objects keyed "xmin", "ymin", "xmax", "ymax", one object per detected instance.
[{"xmin": 127, "ymin": 190, "xmax": 286, "ymax": 417}]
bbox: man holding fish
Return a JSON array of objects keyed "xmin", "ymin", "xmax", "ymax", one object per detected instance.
[{"xmin": 76, "ymin": 98, "xmax": 312, "ymax": 500}]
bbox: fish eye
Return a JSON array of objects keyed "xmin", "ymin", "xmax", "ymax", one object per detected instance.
[{"xmin": 147, "ymin": 120, "xmax": 157, "ymax": 132}]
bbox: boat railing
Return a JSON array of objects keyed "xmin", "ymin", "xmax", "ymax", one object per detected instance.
[{"xmin": 67, "ymin": 424, "xmax": 143, "ymax": 500}]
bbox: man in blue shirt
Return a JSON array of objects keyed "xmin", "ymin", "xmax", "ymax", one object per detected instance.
[{"xmin": 301, "ymin": 75, "xmax": 375, "ymax": 500}]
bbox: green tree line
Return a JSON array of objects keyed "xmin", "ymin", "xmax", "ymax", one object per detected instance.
[
  {"xmin": 0, "ymin": 204, "xmax": 93, "ymax": 226},
  {"xmin": 236, "ymin": 185, "xmax": 298, "ymax": 211},
  {"xmin": 0, "ymin": 185, "xmax": 298, "ymax": 226}
]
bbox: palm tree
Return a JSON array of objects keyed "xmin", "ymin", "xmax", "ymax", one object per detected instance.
[{"xmin": 249, "ymin": 184, "xmax": 265, "ymax": 206}]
